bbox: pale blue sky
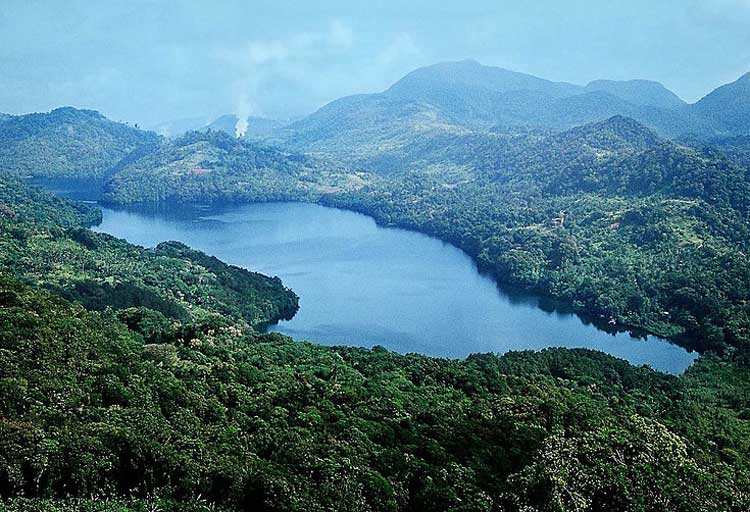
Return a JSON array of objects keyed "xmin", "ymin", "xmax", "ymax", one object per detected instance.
[{"xmin": 2, "ymin": 0, "xmax": 749, "ymax": 125}]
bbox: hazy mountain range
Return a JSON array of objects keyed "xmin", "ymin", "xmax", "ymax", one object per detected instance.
[
  {"xmin": 139, "ymin": 60, "xmax": 749, "ymax": 149},
  {"xmin": 1, "ymin": 59, "xmax": 748, "ymax": 183},
  {"xmin": 270, "ymin": 60, "xmax": 747, "ymax": 166}
]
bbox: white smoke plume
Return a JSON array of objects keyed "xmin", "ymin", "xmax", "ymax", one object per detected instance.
[
  {"xmin": 234, "ymin": 94, "xmax": 252, "ymax": 138},
  {"xmin": 235, "ymin": 117, "xmax": 248, "ymax": 138}
]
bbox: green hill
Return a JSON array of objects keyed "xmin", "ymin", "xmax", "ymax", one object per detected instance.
[
  {"xmin": 0, "ymin": 107, "xmax": 159, "ymax": 178},
  {"xmin": 0, "ymin": 172, "xmax": 102, "ymax": 226},
  {"xmin": 0, "ymin": 174, "xmax": 298, "ymax": 328},
  {"xmin": 103, "ymin": 129, "xmax": 369, "ymax": 204},
  {"xmin": 1, "ymin": 272, "xmax": 749, "ymax": 511}
]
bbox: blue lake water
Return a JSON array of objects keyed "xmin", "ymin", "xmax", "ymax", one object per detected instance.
[{"xmin": 78, "ymin": 199, "xmax": 697, "ymax": 373}]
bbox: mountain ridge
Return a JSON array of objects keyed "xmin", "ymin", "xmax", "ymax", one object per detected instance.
[
  {"xmin": 584, "ymin": 79, "xmax": 686, "ymax": 109},
  {"xmin": 269, "ymin": 60, "xmax": 749, "ymax": 171}
]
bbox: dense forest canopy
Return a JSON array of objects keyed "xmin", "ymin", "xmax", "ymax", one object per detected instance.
[
  {"xmin": 102, "ymin": 129, "xmax": 369, "ymax": 204},
  {"xmin": 0, "ymin": 107, "xmax": 159, "ymax": 178},
  {"xmin": 0, "ymin": 174, "xmax": 298, "ymax": 329},
  {"xmin": 1, "ymin": 182, "xmax": 750, "ymax": 509}
]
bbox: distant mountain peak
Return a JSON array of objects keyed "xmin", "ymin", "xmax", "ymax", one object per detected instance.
[
  {"xmin": 387, "ymin": 60, "xmax": 581, "ymax": 93},
  {"xmin": 560, "ymin": 115, "xmax": 662, "ymax": 150},
  {"xmin": 49, "ymin": 106, "xmax": 105, "ymax": 119},
  {"xmin": 452, "ymin": 58, "xmax": 482, "ymax": 66},
  {"xmin": 583, "ymin": 79, "xmax": 685, "ymax": 109},
  {"xmin": 604, "ymin": 114, "xmax": 658, "ymax": 132},
  {"xmin": 693, "ymin": 71, "xmax": 750, "ymax": 133},
  {"xmin": 589, "ymin": 114, "xmax": 659, "ymax": 135}
]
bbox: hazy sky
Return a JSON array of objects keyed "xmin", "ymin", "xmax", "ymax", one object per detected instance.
[{"xmin": 2, "ymin": 0, "xmax": 749, "ymax": 126}]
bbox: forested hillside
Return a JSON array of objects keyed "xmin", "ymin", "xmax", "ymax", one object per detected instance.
[
  {"xmin": 2, "ymin": 268, "xmax": 750, "ymax": 511},
  {"xmin": 0, "ymin": 175, "xmax": 298, "ymax": 328},
  {"xmin": 683, "ymin": 134, "xmax": 750, "ymax": 168},
  {"xmin": 692, "ymin": 72, "xmax": 750, "ymax": 135},
  {"xmin": 0, "ymin": 173, "xmax": 102, "ymax": 226},
  {"xmin": 103, "ymin": 130, "xmax": 369, "ymax": 204},
  {"xmin": 0, "ymin": 107, "xmax": 159, "ymax": 178}
]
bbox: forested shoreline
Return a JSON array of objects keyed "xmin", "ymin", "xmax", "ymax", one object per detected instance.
[
  {"xmin": 77, "ymin": 115, "xmax": 750, "ymax": 357},
  {"xmin": 323, "ymin": 180, "xmax": 750, "ymax": 357}
]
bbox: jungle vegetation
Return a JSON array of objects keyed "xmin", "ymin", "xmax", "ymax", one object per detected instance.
[{"xmin": 1, "ymin": 216, "xmax": 750, "ymax": 510}]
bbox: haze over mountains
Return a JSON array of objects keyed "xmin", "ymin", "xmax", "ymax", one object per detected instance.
[
  {"xmin": 2, "ymin": 59, "xmax": 749, "ymax": 186},
  {"xmin": 141, "ymin": 60, "xmax": 749, "ymax": 149},
  {"xmin": 271, "ymin": 60, "xmax": 748, "ymax": 165},
  {"xmin": 126, "ymin": 60, "xmax": 746, "ymax": 177}
]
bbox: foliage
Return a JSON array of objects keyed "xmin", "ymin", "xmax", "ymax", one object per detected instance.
[
  {"xmin": 102, "ymin": 130, "xmax": 368, "ymax": 204},
  {"xmin": 0, "ymin": 274, "xmax": 749, "ymax": 511},
  {"xmin": 323, "ymin": 117, "xmax": 750, "ymax": 355},
  {"xmin": 681, "ymin": 134, "xmax": 750, "ymax": 168},
  {"xmin": 0, "ymin": 497, "xmax": 227, "ymax": 512},
  {"xmin": 0, "ymin": 176, "xmax": 298, "ymax": 328},
  {"xmin": 0, "ymin": 107, "xmax": 159, "ymax": 178},
  {"xmin": 0, "ymin": 173, "xmax": 102, "ymax": 226}
]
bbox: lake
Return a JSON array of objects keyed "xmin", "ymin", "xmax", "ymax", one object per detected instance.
[{"xmin": 74, "ymin": 198, "xmax": 697, "ymax": 374}]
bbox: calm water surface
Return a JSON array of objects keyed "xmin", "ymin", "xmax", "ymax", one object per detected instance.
[{"xmin": 75, "ymin": 198, "xmax": 697, "ymax": 374}]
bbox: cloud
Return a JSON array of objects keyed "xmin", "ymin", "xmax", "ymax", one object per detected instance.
[
  {"xmin": 375, "ymin": 33, "xmax": 420, "ymax": 68},
  {"xmin": 329, "ymin": 20, "xmax": 354, "ymax": 48},
  {"xmin": 218, "ymin": 20, "xmax": 357, "ymax": 119},
  {"xmin": 240, "ymin": 19, "xmax": 354, "ymax": 67},
  {"xmin": 248, "ymin": 41, "xmax": 289, "ymax": 64}
]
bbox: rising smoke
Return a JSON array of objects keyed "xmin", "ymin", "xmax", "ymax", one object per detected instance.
[
  {"xmin": 235, "ymin": 117, "xmax": 249, "ymax": 138},
  {"xmin": 234, "ymin": 94, "xmax": 252, "ymax": 138}
]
